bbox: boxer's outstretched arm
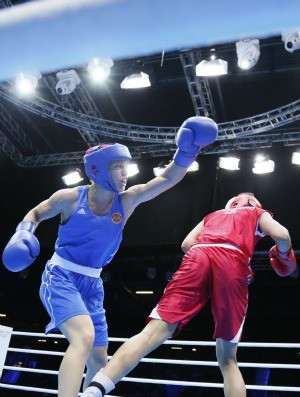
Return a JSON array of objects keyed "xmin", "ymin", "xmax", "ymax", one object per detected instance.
[{"xmin": 122, "ymin": 116, "xmax": 218, "ymax": 214}]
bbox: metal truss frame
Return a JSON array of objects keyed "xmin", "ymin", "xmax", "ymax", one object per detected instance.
[
  {"xmin": 1, "ymin": 78, "xmax": 300, "ymax": 166},
  {"xmin": 1, "ymin": 82, "xmax": 300, "ymax": 142},
  {"xmin": 179, "ymin": 50, "xmax": 216, "ymax": 119}
]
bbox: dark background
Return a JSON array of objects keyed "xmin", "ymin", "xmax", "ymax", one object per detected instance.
[{"xmin": 0, "ymin": 148, "xmax": 299, "ymax": 397}]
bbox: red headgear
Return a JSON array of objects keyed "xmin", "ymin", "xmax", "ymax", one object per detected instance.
[{"xmin": 225, "ymin": 193, "xmax": 262, "ymax": 209}]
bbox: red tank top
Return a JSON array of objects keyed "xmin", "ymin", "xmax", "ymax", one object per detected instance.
[{"xmin": 195, "ymin": 207, "xmax": 269, "ymax": 260}]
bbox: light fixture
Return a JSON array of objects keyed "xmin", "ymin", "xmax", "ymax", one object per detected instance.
[
  {"xmin": 219, "ymin": 156, "xmax": 240, "ymax": 170},
  {"xmin": 121, "ymin": 71, "xmax": 151, "ymax": 89},
  {"xmin": 282, "ymin": 29, "xmax": 300, "ymax": 53},
  {"xmin": 127, "ymin": 162, "xmax": 139, "ymax": 177},
  {"xmin": 153, "ymin": 166, "xmax": 164, "ymax": 177},
  {"xmin": 87, "ymin": 57, "xmax": 113, "ymax": 82},
  {"xmin": 236, "ymin": 39, "xmax": 260, "ymax": 70},
  {"xmin": 188, "ymin": 161, "xmax": 199, "ymax": 172},
  {"xmin": 135, "ymin": 291, "xmax": 154, "ymax": 295},
  {"xmin": 15, "ymin": 72, "xmax": 42, "ymax": 95},
  {"xmin": 56, "ymin": 69, "xmax": 81, "ymax": 95},
  {"xmin": 252, "ymin": 156, "xmax": 275, "ymax": 174},
  {"xmin": 292, "ymin": 151, "xmax": 300, "ymax": 165},
  {"xmin": 62, "ymin": 169, "xmax": 83, "ymax": 186},
  {"xmin": 153, "ymin": 161, "xmax": 198, "ymax": 176},
  {"xmin": 196, "ymin": 49, "xmax": 228, "ymax": 77}
]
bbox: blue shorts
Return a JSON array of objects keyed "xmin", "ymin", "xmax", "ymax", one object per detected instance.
[{"xmin": 39, "ymin": 260, "xmax": 108, "ymax": 346}]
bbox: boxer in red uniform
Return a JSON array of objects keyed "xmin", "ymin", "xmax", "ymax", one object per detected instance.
[{"xmin": 82, "ymin": 193, "xmax": 297, "ymax": 397}]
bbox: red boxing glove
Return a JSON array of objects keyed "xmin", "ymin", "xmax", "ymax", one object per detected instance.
[{"xmin": 269, "ymin": 245, "xmax": 297, "ymax": 277}]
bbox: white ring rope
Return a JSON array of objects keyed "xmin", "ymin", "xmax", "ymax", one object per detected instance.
[
  {"xmin": 0, "ymin": 330, "xmax": 299, "ymax": 394},
  {"xmin": 12, "ymin": 332, "xmax": 300, "ymax": 348},
  {"xmin": 4, "ymin": 355, "xmax": 300, "ymax": 370}
]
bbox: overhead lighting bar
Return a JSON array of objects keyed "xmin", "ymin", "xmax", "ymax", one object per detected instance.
[
  {"xmin": 127, "ymin": 163, "xmax": 139, "ymax": 177},
  {"xmin": 196, "ymin": 49, "xmax": 227, "ymax": 77},
  {"xmin": 62, "ymin": 170, "xmax": 83, "ymax": 186},
  {"xmin": 252, "ymin": 158, "xmax": 275, "ymax": 174},
  {"xmin": 120, "ymin": 72, "xmax": 151, "ymax": 89},
  {"xmin": 56, "ymin": 69, "xmax": 81, "ymax": 95},
  {"xmin": 87, "ymin": 57, "xmax": 113, "ymax": 82},
  {"xmin": 15, "ymin": 71, "xmax": 42, "ymax": 95},
  {"xmin": 219, "ymin": 156, "xmax": 240, "ymax": 170},
  {"xmin": 282, "ymin": 28, "xmax": 300, "ymax": 53},
  {"xmin": 188, "ymin": 161, "xmax": 199, "ymax": 172},
  {"xmin": 196, "ymin": 58, "xmax": 228, "ymax": 76},
  {"xmin": 236, "ymin": 39, "xmax": 260, "ymax": 70},
  {"xmin": 153, "ymin": 161, "xmax": 198, "ymax": 176},
  {"xmin": 292, "ymin": 151, "xmax": 300, "ymax": 165}
]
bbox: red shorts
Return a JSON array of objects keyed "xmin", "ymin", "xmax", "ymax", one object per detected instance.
[{"xmin": 148, "ymin": 246, "xmax": 253, "ymax": 342}]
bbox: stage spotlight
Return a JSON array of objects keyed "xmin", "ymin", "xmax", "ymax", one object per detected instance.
[
  {"xmin": 292, "ymin": 152, "xmax": 300, "ymax": 165},
  {"xmin": 121, "ymin": 71, "xmax": 150, "ymax": 89},
  {"xmin": 56, "ymin": 69, "xmax": 81, "ymax": 95},
  {"xmin": 87, "ymin": 57, "xmax": 113, "ymax": 82},
  {"xmin": 62, "ymin": 169, "xmax": 83, "ymax": 186},
  {"xmin": 282, "ymin": 29, "xmax": 300, "ymax": 53},
  {"xmin": 236, "ymin": 39, "xmax": 260, "ymax": 70},
  {"xmin": 252, "ymin": 156, "xmax": 274, "ymax": 174},
  {"xmin": 127, "ymin": 163, "xmax": 139, "ymax": 177},
  {"xmin": 153, "ymin": 161, "xmax": 198, "ymax": 176},
  {"xmin": 196, "ymin": 49, "xmax": 227, "ymax": 77},
  {"xmin": 188, "ymin": 161, "xmax": 199, "ymax": 172},
  {"xmin": 15, "ymin": 72, "xmax": 42, "ymax": 95},
  {"xmin": 219, "ymin": 156, "xmax": 240, "ymax": 170}
]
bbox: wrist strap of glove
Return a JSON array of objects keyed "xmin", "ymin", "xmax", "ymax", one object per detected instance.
[
  {"xmin": 173, "ymin": 148, "xmax": 199, "ymax": 168},
  {"xmin": 276, "ymin": 246, "xmax": 292, "ymax": 260},
  {"xmin": 16, "ymin": 221, "xmax": 35, "ymax": 234}
]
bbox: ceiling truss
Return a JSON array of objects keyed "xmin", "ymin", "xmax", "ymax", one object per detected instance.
[
  {"xmin": 0, "ymin": 81, "xmax": 300, "ymax": 166},
  {"xmin": 0, "ymin": 1, "xmax": 299, "ymax": 167}
]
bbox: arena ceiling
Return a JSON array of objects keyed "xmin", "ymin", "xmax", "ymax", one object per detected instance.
[{"xmin": 0, "ymin": 0, "xmax": 300, "ymax": 167}]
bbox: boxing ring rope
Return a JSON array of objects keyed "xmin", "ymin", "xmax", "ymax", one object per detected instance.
[{"xmin": 1, "ymin": 330, "xmax": 300, "ymax": 395}]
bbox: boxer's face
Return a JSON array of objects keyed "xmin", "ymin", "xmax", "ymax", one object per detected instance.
[{"xmin": 110, "ymin": 160, "xmax": 129, "ymax": 192}]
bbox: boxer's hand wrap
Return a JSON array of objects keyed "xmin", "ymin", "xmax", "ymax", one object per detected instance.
[
  {"xmin": 173, "ymin": 116, "xmax": 218, "ymax": 168},
  {"xmin": 2, "ymin": 221, "xmax": 40, "ymax": 272},
  {"xmin": 269, "ymin": 245, "xmax": 297, "ymax": 277}
]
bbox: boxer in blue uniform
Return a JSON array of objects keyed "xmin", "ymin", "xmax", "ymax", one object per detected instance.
[{"xmin": 2, "ymin": 116, "xmax": 218, "ymax": 397}]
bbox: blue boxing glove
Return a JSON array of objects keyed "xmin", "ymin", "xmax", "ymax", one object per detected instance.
[
  {"xmin": 173, "ymin": 116, "xmax": 218, "ymax": 167},
  {"xmin": 2, "ymin": 221, "xmax": 40, "ymax": 272}
]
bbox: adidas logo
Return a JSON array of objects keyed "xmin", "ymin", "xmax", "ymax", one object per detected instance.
[{"xmin": 77, "ymin": 208, "xmax": 86, "ymax": 215}]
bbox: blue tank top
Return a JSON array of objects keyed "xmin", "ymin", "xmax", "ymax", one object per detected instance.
[{"xmin": 55, "ymin": 185, "xmax": 124, "ymax": 268}]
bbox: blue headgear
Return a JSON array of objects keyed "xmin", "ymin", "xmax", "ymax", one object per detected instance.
[{"xmin": 84, "ymin": 143, "xmax": 132, "ymax": 192}]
